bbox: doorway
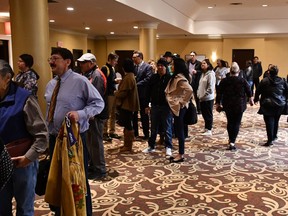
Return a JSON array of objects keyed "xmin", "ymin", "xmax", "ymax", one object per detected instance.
[
  {"xmin": 0, "ymin": 40, "xmax": 9, "ymax": 62},
  {"xmin": 232, "ymin": 49, "xmax": 254, "ymax": 70},
  {"xmin": 115, "ymin": 50, "xmax": 134, "ymax": 76}
]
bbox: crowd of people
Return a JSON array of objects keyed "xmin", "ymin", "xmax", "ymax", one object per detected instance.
[{"xmin": 0, "ymin": 48, "xmax": 287, "ymax": 215}]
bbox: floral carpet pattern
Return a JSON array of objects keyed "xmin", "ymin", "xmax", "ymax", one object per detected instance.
[{"xmin": 32, "ymin": 105, "xmax": 288, "ymax": 216}]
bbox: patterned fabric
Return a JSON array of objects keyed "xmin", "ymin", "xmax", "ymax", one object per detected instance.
[
  {"xmin": 15, "ymin": 69, "xmax": 39, "ymax": 96},
  {"xmin": 45, "ymin": 117, "xmax": 86, "ymax": 216},
  {"xmin": 0, "ymin": 146, "xmax": 13, "ymax": 191}
]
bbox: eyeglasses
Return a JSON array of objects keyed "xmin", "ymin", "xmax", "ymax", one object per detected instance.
[{"xmin": 47, "ymin": 56, "xmax": 63, "ymax": 62}]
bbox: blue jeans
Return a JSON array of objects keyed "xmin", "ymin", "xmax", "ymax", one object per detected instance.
[
  {"xmin": 0, "ymin": 160, "xmax": 38, "ymax": 216},
  {"xmin": 173, "ymin": 107, "xmax": 187, "ymax": 155},
  {"xmin": 148, "ymin": 105, "xmax": 173, "ymax": 149}
]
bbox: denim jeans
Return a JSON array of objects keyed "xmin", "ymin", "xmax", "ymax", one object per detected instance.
[
  {"xmin": 173, "ymin": 107, "xmax": 187, "ymax": 154},
  {"xmin": 0, "ymin": 160, "xmax": 38, "ymax": 216},
  {"xmin": 148, "ymin": 105, "xmax": 173, "ymax": 149}
]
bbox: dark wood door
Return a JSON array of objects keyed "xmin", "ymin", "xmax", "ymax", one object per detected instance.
[
  {"xmin": 0, "ymin": 40, "xmax": 9, "ymax": 62},
  {"xmin": 115, "ymin": 50, "xmax": 134, "ymax": 76},
  {"xmin": 232, "ymin": 49, "xmax": 254, "ymax": 70}
]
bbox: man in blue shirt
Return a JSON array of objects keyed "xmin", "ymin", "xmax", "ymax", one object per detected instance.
[{"xmin": 45, "ymin": 48, "xmax": 104, "ymax": 216}]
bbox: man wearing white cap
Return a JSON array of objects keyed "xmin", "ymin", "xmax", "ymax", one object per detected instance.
[{"xmin": 77, "ymin": 53, "xmax": 108, "ymax": 180}]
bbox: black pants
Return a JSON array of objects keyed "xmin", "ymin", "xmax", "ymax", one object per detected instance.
[
  {"xmin": 263, "ymin": 114, "xmax": 281, "ymax": 143},
  {"xmin": 200, "ymin": 99, "xmax": 214, "ymax": 130},
  {"xmin": 133, "ymin": 102, "xmax": 149, "ymax": 138},
  {"xmin": 226, "ymin": 111, "xmax": 243, "ymax": 143}
]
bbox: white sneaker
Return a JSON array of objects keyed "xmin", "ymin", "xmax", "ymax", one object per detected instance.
[
  {"xmin": 166, "ymin": 147, "xmax": 172, "ymax": 156},
  {"xmin": 142, "ymin": 147, "xmax": 155, "ymax": 153},
  {"xmin": 202, "ymin": 130, "xmax": 212, "ymax": 136}
]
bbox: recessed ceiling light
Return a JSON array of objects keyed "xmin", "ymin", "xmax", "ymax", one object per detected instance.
[
  {"xmin": 67, "ymin": 7, "xmax": 74, "ymax": 11},
  {"xmin": 49, "ymin": 19, "xmax": 55, "ymax": 23},
  {"xmin": 133, "ymin": 26, "xmax": 138, "ymax": 29},
  {"xmin": 85, "ymin": 27, "xmax": 90, "ymax": 30},
  {"xmin": 230, "ymin": 3, "xmax": 242, "ymax": 6},
  {"xmin": 107, "ymin": 18, "xmax": 113, "ymax": 22},
  {"xmin": 208, "ymin": 6, "xmax": 213, "ymax": 9},
  {"xmin": 262, "ymin": 4, "xmax": 268, "ymax": 7},
  {"xmin": 110, "ymin": 32, "xmax": 115, "ymax": 35}
]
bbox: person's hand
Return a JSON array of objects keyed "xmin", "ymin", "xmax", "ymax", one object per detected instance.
[
  {"xmin": 11, "ymin": 156, "xmax": 31, "ymax": 168},
  {"xmin": 67, "ymin": 111, "xmax": 79, "ymax": 123}
]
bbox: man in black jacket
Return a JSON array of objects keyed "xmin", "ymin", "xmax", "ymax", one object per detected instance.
[
  {"xmin": 187, "ymin": 51, "xmax": 202, "ymax": 114},
  {"xmin": 252, "ymin": 56, "xmax": 263, "ymax": 93}
]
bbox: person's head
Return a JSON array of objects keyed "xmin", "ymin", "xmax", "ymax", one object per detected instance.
[
  {"xmin": 163, "ymin": 51, "xmax": 173, "ymax": 64},
  {"xmin": 253, "ymin": 56, "xmax": 259, "ymax": 64},
  {"xmin": 48, "ymin": 48, "xmax": 74, "ymax": 77},
  {"xmin": 0, "ymin": 60, "xmax": 14, "ymax": 99},
  {"xmin": 148, "ymin": 59, "xmax": 157, "ymax": 72},
  {"xmin": 172, "ymin": 57, "xmax": 190, "ymax": 80},
  {"xmin": 132, "ymin": 51, "xmax": 143, "ymax": 65},
  {"xmin": 230, "ymin": 62, "xmax": 240, "ymax": 75},
  {"xmin": 18, "ymin": 54, "xmax": 33, "ymax": 71},
  {"xmin": 201, "ymin": 59, "xmax": 213, "ymax": 72},
  {"xmin": 269, "ymin": 65, "xmax": 278, "ymax": 77},
  {"xmin": 217, "ymin": 59, "xmax": 226, "ymax": 68},
  {"xmin": 246, "ymin": 60, "xmax": 252, "ymax": 67},
  {"xmin": 190, "ymin": 51, "xmax": 197, "ymax": 63},
  {"xmin": 122, "ymin": 58, "xmax": 134, "ymax": 73},
  {"xmin": 107, "ymin": 53, "xmax": 119, "ymax": 67},
  {"xmin": 156, "ymin": 58, "xmax": 168, "ymax": 77},
  {"xmin": 77, "ymin": 53, "xmax": 97, "ymax": 74}
]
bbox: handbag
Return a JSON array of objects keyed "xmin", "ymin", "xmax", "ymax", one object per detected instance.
[
  {"xmin": 0, "ymin": 145, "xmax": 14, "ymax": 191},
  {"xmin": 184, "ymin": 99, "xmax": 198, "ymax": 125},
  {"xmin": 35, "ymin": 154, "xmax": 50, "ymax": 196},
  {"xmin": 6, "ymin": 138, "xmax": 33, "ymax": 157}
]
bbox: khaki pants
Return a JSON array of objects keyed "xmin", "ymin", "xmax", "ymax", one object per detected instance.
[{"xmin": 103, "ymin": 95, "xmax": 116, "ymax": 134}]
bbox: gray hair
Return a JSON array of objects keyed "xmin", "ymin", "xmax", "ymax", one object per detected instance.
[
  {"xmin": 230, "ymin": 62, "xmax": 240, "ymax": 74},
  {"xmin": 0, "ymin": 59, "xmax": 14, "ymax": 78}
]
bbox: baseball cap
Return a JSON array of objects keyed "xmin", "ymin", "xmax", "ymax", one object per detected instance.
[{"xmin": 77, "ymin": 53, "xmax": 96, "ymax": 62}]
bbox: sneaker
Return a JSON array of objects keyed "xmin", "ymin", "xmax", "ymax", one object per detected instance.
[
  {"xmin": 142, "ymin": 147, "xmax": 155, "ymax": 153},
  {"xmin": 165, "ymin": 147, "xmax": 172, "ymax": 156},
  {"xmin": 202, "ymin": 130, "xmax": 212, "ymax": 136},
  {"xmin": 109, "ymin": 133, "xmax": 121, "ymax": 139},
  {"xmin": 227, "ymin": 144, "xmax": 237, "ymax": 151}
]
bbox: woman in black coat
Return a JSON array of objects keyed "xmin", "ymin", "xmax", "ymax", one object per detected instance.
[{"xmin": 254, "ymin": 65, "xmax": 288, "ymax": 146}]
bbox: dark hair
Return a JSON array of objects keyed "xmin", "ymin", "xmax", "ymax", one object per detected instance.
[
  {"xmin": 202, "ymin": 59, "xmax": 214, "ymax": 71},
  {"xmin": 269, "ymin": 65, "xmax": 278, "ymax": 77},
  {"xmin": 133, "ymin": 50, "xmax": 143, "ymax": 60},
  {"xmin": 51, "ymin": 48, "xmax": 74, "ymax": 69},
  {"xmin": 122, "ymin": 58, "xmax": 134, "ymax": 73},
  {"xmin": 190, "ymin": 51, "xmax": 197, "ymax": 55},
  {"xmin": 107, "ymin": 53, "xmax": 119, "ymax": 61},
  {"xmin": 19, "ymin": 54, "xmax": 33, "ymax": 68},
  {"xmin": 0, "ymin": 59, "xmax": 14, "ymax": 78},
  {"xmin": 172, "ymin": 57, "xmax": 190, "ymax": 81},
  {"xmin": 219, "ymin": 59, "xmax": 226, "ymax": 67}
]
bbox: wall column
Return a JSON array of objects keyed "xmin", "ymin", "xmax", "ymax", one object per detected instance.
[
  {"xmin": 9, "ymin": 0, "xmax": 51, "ymax": 113},
  {"xmin": 138, "ymin": 22, "xmax": 158, "ymax": 61}
]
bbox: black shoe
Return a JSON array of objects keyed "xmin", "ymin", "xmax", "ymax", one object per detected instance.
[
  {"xmin": 110, "ymin": 133, "xmax": 121, "ymax": 139},
  {"xmin": 169, "ymin": 156, "xmax": 184, "ymax": 163},
  {"xmin": 87, "ymin": 171, "xmax": 107, "ymax": 180},
  {"xmin": 103, "ymin": 134, "xmax": 112, "ymax": 142},
  {"xmin": 226, "ymin": 145, "xmax": 237, "ymax": 151},
  {"xmin": 262, "ymin": 142, "xmax": 273, "ymax": 147}
]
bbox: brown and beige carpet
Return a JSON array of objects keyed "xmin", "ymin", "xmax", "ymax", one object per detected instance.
[{"xmin": 28, "ymin": 105, "xmax": 288, "ymax": 215}]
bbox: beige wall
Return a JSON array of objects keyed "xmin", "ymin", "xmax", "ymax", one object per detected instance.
[{"xmin": 20, "ymin": 28, "xmax": 288, "ymax": 79}]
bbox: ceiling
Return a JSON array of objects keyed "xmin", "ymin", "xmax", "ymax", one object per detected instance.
[{"xmin": 1, "ymin": 0, "xmax": 288, "ymax": 39}]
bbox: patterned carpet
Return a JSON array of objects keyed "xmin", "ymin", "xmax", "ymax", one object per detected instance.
[{"xmin": 32, "ymin": 105, "xmax": 288, "ymax": 216}]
